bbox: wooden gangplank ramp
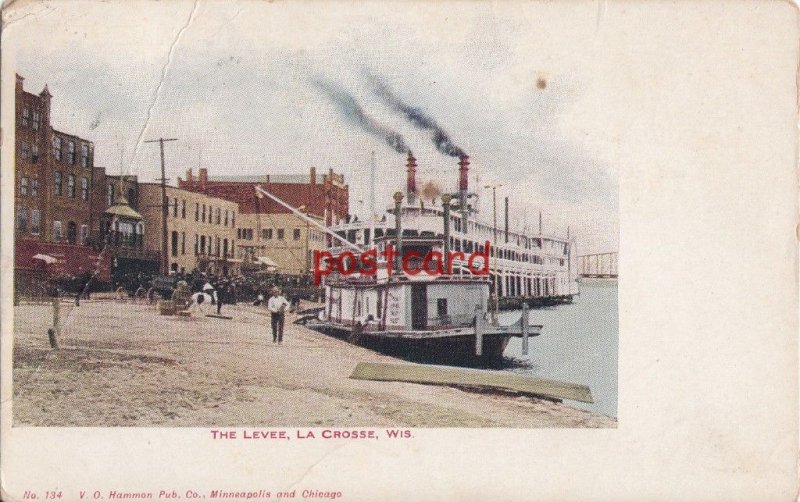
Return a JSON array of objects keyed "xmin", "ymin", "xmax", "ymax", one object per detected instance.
[{"xmin": 350, "ymin": 362, "xmax": 593, "ymax": 404}]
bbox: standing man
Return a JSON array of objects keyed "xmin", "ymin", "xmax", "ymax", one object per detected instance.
[
  {"xmin": 216, "ymin": 280, "xmax": 226, "ymax": 315},
  {"xmin": 267, "ymin": 287, "xmax": 290, "ymax": 344}
]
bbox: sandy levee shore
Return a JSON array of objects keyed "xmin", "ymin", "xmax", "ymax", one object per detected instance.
[{"xmin": 12, "ymin": 300, "xmax": 616, "ymax": 427}]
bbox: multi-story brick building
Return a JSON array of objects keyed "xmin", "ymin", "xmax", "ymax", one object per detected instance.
[
  {"xmin": 137, "ymin": 184, "xmax": 239, "ymax": 276},
  {"xmin": 177, "ymin": 166, "xmax": 347, "ymax": 275},
  {"xmin": 179, "ymin": 167, "xmax": 348, "ymax": 227},
  {"xmin": 14, "ymin": 74, "xmax": 113, "ymax": 284},
  {"xmin": 15, "ymin": 74, "xmax": 101, "ymax": 245}
]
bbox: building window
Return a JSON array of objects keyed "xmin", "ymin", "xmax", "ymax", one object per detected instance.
[
  {"xmin": 16, "ymin": 207, "xmax": 27, "ymax": 231},
  {"xmin": 20, "ymin": 141, "xmax": 29, "ymax": 160},
  {"xmin": 277, "ymin": 228, "xmax": 285, "ymax": 240},
  {"xmin": 195, "ymin": 203, "xmax": 199, "ymax": 221},
  {"xmin": 80, "ymin": 224, "xmax": 89, "ymax": 244},
  {"xmin": 67, "ymin": 140, "xmax": 76, "ymax": 164},
  {"xmin": 81, "ymin": 177, "xmax": 89, "ymax": 200},
  {"xmin": 263, "ymin": 228, "xmax": 273, "ymax": 239},
  {"xmin": 31, "ymin": 144, "xmax": 39, "ymax": 163},
  {"xmin": 31, "ymin": 209, "xmax": 41, "ymax": 235},
  {"xmin": 171, "ymin": 231, "xmax": 179, "ymax": 257},
  {"xmin": 30, "ymin": 178, "xmax": 39, "ymax": 197},
  {"xmin": 202, "ymin": 204, "xmax": 206, "ymax": 223},
  {"xmin": 52, "ymin": 136, "xmax": 62, "ymax": 161},
  {"xmin": 21, "ymin": 107, "xmax": 30, "ymax": 127},
  {"xmin": 181, "ymin": 200, "xmax": 186, "ymax": 219},
  {"xmin": 81, "ymin": 144, "xmax": 90, "ymax": 168},
  {"xmin": 54, "ymin": 171, "xmax": 63, "ymax": 196},
  {"xmin": 232, "ymin": 213, "xmax": 235, "ymax": 228},
  {"xmin": 32, "ymin": 111, "xmax": 41, "ymax": 131},
  {"xmin": 215, "ymin": 237, "xmax": 220, "ymax": 256},
  {"xmin": 293, "ymin": 228, "xmax": 301, "ymax": 240},
  {"xmin": 224, "ymin": 210, "xmax": 229, "ymax": 226},
  {"xmin": 173, "ymin": 197, "xmax": 178, "ymax": 217},
  {"xmin": 107, "ymin": 184, "xmax": 114, "ymax": 206},
  {"xmin": 200, "ymin": 235, "xmax": 206, "ymax": 254},
  {"xmin": 67, "ymin": 174, "xmax": 76, "ymax": 198},
  {"xmin": 53, "ymin": 221, "xmax": 62, "ymax": 241},
  {"xmin": 20, "ymin": 177, "xmax": 29, "ymax": 196},
  {"xmin": 181, "ymin": 232, "xmax": 186, "ymax": 255}
]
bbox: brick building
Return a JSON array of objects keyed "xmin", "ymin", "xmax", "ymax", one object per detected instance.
[
  {"xmin": 177, "ymin": 167, "xmax": 347, "ymax": 275},
  {"xmin": 14, "ymin": 74, "xmax": 102, "ymax": 245},
  {"xmin": 137, "ymin": 184, "xmax": 239, "ymax": 276},
  {"xmin": 14, "ymin": 74, "xmax": 113, "ymax": 284},
  {"xmin": 178, "ymin": 166, "xmax": 348, "ymax": 227}
]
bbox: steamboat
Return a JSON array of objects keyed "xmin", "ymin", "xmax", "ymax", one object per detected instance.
[
  {"xmin": 327, "ymin": 153, "xmax": 579, "ymax": 308},
  {"xmin": 255, "ymin": 153, "xmax": 577, "ymax": 362}
]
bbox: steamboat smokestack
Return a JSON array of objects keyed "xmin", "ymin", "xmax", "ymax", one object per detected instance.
[
  {"xmin": 458, "ymin": 154, "xmax": 469, "ymax": 192},
  {"xmin": 406, "ymin": 152, "xmax": 417, "ymax": 200}
]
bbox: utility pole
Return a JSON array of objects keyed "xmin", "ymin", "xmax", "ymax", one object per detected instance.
[
  {"xmin": 504, "ymin": 196, "xmax": 509, "ymax": 243},
  {"xmin": 144, "ymin": 137, "xmax": 178, "ymax": 275}
]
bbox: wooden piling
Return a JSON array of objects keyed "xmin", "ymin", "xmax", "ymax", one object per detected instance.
[
  {"xmin": 474, "ymin": 305, "xmax": 484, "ymax": 356},
  {"xmin": 522, "ymin": 303, "xmax": 530, "ymax": 355},
  {"xmin": 50, "ymin": 298, "xmax": 60, "ymax": 349}
]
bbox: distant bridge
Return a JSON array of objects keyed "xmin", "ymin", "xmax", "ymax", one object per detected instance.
[{"xmin": 577, "ymin": 252, "xmax": 618, "ymax": 278}]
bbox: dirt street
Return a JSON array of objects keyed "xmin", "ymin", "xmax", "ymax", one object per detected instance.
[{"xmin": 12, "ymin": 300, "xmax": 616, "ymax": 428}]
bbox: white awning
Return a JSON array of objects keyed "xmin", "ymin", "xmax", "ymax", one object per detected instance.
[
  {"xmin": 255, "ymin": 256, "xmax": 278, "ymax": 268},
  {"xmin": 32, "ymin": 253, "xmax": 58, "ymax": 264}
]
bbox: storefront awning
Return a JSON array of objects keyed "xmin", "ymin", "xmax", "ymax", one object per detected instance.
[{"xmin": 255, "ymin": 256, "xmax": 278, "ymax": 268}]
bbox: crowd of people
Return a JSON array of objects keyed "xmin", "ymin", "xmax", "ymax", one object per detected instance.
[
  {"xmin": 114, "ymin": 269, "xmax": 320, "ymax": 306},
  {"xmin": 17, "ymin": 267, "xmax": 321, "ymax": 306}
]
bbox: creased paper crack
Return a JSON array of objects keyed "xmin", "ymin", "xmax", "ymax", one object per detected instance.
[{"xmin": 129, "ymin": 0, "xmax": 200, "ymax": 168}]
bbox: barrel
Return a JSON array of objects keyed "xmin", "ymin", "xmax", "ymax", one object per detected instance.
[{"xmin": 158, "ymin": 300, "xmax": 176, "ymax": 316}]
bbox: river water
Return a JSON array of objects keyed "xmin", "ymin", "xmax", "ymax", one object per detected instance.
[{"xmin": 500, "ymin": 279, "xmax": 618, "ymax": 417}]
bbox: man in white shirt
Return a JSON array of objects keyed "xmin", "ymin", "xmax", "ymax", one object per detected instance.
[{"xmin": 267, "ymin": 287, "xmax": 290, "ymax": 343}]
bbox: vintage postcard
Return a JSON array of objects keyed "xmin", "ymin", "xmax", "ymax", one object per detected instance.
[{"xmin": 1, "ymin": 1, "xmax": 797, "ymax": 500}]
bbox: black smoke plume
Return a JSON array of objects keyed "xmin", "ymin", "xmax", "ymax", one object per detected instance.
[
  {"xmin": 312, "ymin": 78, "xmax": 409, "ymax": 154},
  {"xmin": 368, "ymin": 74, "xmax": 466, "ymax": 157}
]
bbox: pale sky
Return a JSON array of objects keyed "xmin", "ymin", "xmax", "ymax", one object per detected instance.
[{"xmin": 5, "ymin": 0, "xmax": 619, "ymax": 253}]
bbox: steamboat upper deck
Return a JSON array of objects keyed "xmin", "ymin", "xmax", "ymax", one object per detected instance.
[{"xmin": 328, "ymin": 200, "xmax": 578, "ymax": 301}]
